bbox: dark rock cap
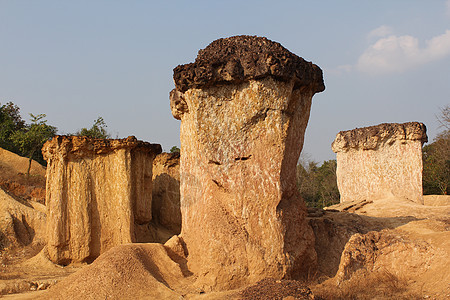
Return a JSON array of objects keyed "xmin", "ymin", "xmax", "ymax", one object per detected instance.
[
  {"xmin": 42, "ymin": 135, "xmax": 162, "ymax": 159},
  {"xmin": 173, "ymin": 35, "xmax": 325, "ymax": 93},
  {"xmin": 332, "ymin": 122, "xmax": 428, "ymax": 152}
]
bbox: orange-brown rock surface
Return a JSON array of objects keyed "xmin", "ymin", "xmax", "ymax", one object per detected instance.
[
  {"xmin": 319, "ymin": 197, "xmax": 450, "ymax": 298},
  {"xmin": 0, "ymin": 187, "xmax": 46, "ymax": 251},
  {"xmin": 332, "ymin": 122, "xmax": 427, "ymax": 204},
  {"xmin": 152, "ymin": 152, "xmax": 181, "ymax": 234},
  {"xmin": 42, "ymin": 135, "xmax": 161, "ymax": 265},
  {"xmin": 171, "ymin": 35, "xmax": 325, "ymax": 290}
]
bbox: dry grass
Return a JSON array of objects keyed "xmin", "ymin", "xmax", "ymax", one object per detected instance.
[{"xmin": 311, "ymin": 269, "xmax": 422, "ymax": 300}]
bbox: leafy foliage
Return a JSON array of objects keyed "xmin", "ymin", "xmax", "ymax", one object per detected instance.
[
  {"xmin": 297, "ymin": 159, "xmax": 340, "ymax": 208},
  {"xmin": 0, "ymin": 102, "xmax": 26, "ymax": 154},
  {"xmin": 76, "ymin": 117, "xmax": 110, "ymax": 139},
  {"xmin": 10, "ymin": 113, "xmax": 57, "ymax": 174},
  {"xmin": 170, "ymin": 146, "xmax": 180, "ymax": 153},
  {"xmin": 423, "ymin": 105, "xmax": 450, "ymax": 195}
]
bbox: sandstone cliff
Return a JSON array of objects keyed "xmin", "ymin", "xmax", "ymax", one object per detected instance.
[
  {"xmin": 171, "ymin": 35, "xmax": 324, "ymax": 290},
  {"xmin": 332, "ymin": 122, "xmax": 427, "ymax": 204},
  {"xmin": 42, "ymin": 135, "xmax": 161, "ymax": 265}
]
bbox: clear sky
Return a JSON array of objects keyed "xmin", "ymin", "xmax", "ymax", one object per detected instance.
[{"xmin": 1, "ymin": 1, "xmax": 449, "ymax": 163}]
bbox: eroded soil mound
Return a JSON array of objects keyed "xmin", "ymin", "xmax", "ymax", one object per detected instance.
[
  {"xmin": 37, "ymin": 243, "xmax": 191, "ymax": 300},
  {"xmin": 312, "ymin": 197, "xmax": 450, "ymax": 299}
]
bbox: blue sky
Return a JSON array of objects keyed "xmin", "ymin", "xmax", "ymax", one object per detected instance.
[{"xmin": 1, "ymin": 1, "xmax": 449, "ymax": 163}]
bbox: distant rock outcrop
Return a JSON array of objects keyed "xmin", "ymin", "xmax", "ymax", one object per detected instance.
[
  {"xmin": 152, "ymin": 152, "xmax": 181, "ymax": 234},
  {"xmin": 171, "ymin": 35, "xmax": 324, "ymax": 290},
  {"xmin": 332, "ymin": 122, "xmax": 427, "ymax": 204},
  {"xmin": 42, "ymin": 135, "xmax": 161, "ymax": 265}
]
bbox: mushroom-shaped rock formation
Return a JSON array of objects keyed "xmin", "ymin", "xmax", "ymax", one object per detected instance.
[
  {"xmin": 332, "ymin": 122, "xmax": 427, "ymax": 204},
  {"xmin": 170, "ymin": 35, "xmax": 325, "ymax": 290},
  {"xmin": 42, "ymin": 135, "xmax": 162, "ymax": 265}
]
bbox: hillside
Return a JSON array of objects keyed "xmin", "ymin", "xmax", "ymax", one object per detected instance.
[{"xmin": 0, "ymin": 147, "xmax": 46, "ymax": 204}]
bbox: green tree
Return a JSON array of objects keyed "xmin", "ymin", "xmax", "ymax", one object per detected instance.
[
  {"xmin": 11, "ymin": 113, "xmax": 57, "ymax": 175},
  {"xmin": 423, "ymin": 105, "xmax": 450, "ymax": 195},
  {"xmin": 316, "ymin": 160, "xmax": 340, "ymax": 207},
  {"xmin": 170, "ymin": 146, "xmax": 180, "ymax": 153},
  {"xmin": 297, "ymin": 161, "xmax": 320, "ymax": 206},
  {"xmin": 76, "ymin": 117, "xmax": 110, "ymax": 139},
  {"xmin": 0, "ymin": 102, "xmax": 26, "ymax": 153},
  {"xmin": 297, "ymin": 158, "xmax": 340, "ymax": 208}
]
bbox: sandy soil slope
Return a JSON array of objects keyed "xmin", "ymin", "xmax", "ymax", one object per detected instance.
[
  {"xmin": 0, "ymin": 148, "xmax": 46, "ymax": 204},
  {"xmin": 313, "ymin": 196, "xmax": 450, "ymax": 299}
]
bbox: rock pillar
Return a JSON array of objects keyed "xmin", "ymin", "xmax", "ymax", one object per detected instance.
[
  {"xmin": 332, "ymin": 122, "xmax": 427, "ymax": 204},
  {"xmin": 152, "ymin": 152, "xmax": 181, "ymax": 234},
  {"xmin": 171, "ymin": 36, "xmax": 325, "ymax": 290},
  {"xmin": 42, "ymin": 135, "xmax": 161, "ymax": 264}
]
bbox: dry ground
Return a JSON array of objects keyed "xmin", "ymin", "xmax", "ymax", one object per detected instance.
[
  {"xmin": 1, "ymin": 147, "xmax": 449, "ymax": 299},
  {"xmin": 2, "ymin": 195, "xmax": 447, "ymax": 300}
]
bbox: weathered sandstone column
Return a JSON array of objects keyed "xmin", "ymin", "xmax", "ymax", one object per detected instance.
[
  {"xmin": 42, "ymin": 135, "xmax": 161, "ymax": 264},
  {"xmin": 170, "ymin": 36, "xmax": 325, "ymax": 290},
  {"xmin": 332, "ymin": 122, "xmax": 427, "ymax": 204},
  {"xmin": 152, "ymin": 152, "xmax": 181, "ymax": 234}
]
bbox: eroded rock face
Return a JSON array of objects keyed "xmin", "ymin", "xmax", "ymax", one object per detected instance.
[
  {"xmin": 335, "ymin": 230, "xmax": 439, "ymax": 284},
  {"xmin": 332, "ymin": 122, "xmax": 427, "ymax": 204},
  {"xmin": 171, "ymin": 35, "xmax": 324, "ymax": 290},
  {"xmin": 152, "ymin": 152, "xmax": 181, "ymax": 233},
  {"xmin": 42, "ymin": 135, "xmax": 161, "ymax": 264},
  {"xmin": 0, "ymin": 188, "xmax": 46, "ymax": 250}
]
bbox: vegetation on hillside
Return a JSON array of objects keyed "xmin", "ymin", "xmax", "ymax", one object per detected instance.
[
  {"xmin": 0, "ymin": 102, "xmax": 56, "ymax": 171},
  {"xmin": 10, "ymin": 113, "xmax": 57, "ymax": 175},
  {"xmin": 0, "ymin": 102, "xmax": 26, "ymax": 154},
  {"xmin": 0, "ymin": 102, "xmax": 111, "ymax": 171},
  {"xmin": 297, "ymin": 158, "xmax": 340, "ymax": 208},
  {"xmin": 423, "ymin": 105, "xmax": 449, "ymax": 195}
]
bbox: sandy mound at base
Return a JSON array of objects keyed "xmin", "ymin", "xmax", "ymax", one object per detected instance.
[
  {"xmin": 0, "ymin": 248, "xmax": 78, "ymax": 297},
  {"xmin": 37, "ymin": 243, "xmax": 190, "ymax": 300}
]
